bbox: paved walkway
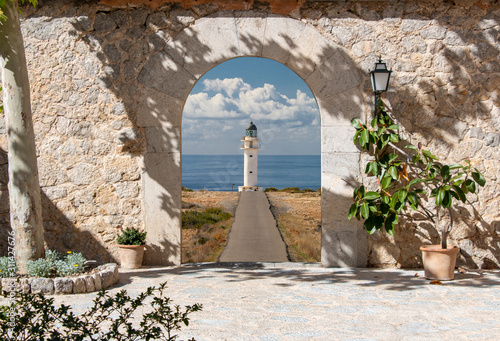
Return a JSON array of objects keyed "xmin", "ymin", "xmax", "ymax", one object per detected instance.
[
  {"xmin": 50, "ymin": 263, "xmax": 500, "ymax": 341},
  {"xmin": 219, "ymin": 191, "xmax": 288, "ymax": 262}
]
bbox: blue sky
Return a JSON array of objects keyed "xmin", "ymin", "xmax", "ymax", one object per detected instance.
[{"xmin": 182, "ymin": 57, "xmax": 320, "ymax": 155}]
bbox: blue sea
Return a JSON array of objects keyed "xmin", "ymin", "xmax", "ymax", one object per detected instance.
[{"xmin": 182, "ymin": 155, "xmax": 320, "ymax": 191}]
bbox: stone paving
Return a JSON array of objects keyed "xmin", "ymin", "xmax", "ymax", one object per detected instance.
[{"xmin": 50, "ymin": 263, "xmax": 500, "ymax": 340}]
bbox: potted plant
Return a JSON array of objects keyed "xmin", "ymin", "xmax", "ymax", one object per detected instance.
[
  {"xmin": 348, "ymin": 102, "xmax": 486, "ymax": 280},
  {"xmin": 116, "ymin": 227, "xmax": 147, "ymax": 269}
]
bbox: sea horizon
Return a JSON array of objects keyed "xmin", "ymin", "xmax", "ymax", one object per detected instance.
[{"xmin": 182, "ymin": 154, "xmax": 321, "ymax": 192}]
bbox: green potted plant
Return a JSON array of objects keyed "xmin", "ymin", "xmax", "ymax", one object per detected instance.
[
  {"xmin": 348, "ymin": 102, "xmax": 486, "ymax": 280},
  {"xmin": 116, "ymin": 226, "xmax": 147, "ymax": 269}
]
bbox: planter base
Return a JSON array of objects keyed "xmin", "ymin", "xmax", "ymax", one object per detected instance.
[
  {"xmin": 420, "ymin": 245, "xmax": 459, "ymax": 281},
  {"xmin": 118, "ymin": 245, "xmax": 145, "ymax": 269}
]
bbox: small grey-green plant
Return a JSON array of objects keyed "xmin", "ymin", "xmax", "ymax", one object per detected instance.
[
  {"xmin": 27, "ymin": 258, "xmax": 54, "ymax": 278},
  {"xmin": 0, "ymin": 257, "xmax": 17, "ymax": 278},
  {"xmin": 55, "ymin": 252, "xmax": 86, "ymax": 277}
]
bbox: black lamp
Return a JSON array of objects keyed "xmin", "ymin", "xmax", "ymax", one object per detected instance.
[{"xmin": 370, "ymin": 57, "xmax": 392, "ymax": 114}]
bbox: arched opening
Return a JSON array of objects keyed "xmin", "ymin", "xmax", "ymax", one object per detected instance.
[
  {"xmin": 181, "ymin": 57, "xmax": 321, "ymax": 263},
  {"xmin": 140, "ymin": 15, "xmax": 367, "ymax": 267}
]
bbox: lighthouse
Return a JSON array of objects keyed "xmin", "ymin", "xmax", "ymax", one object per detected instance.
[{"xmin": 239, "ymin": 121, "xmax": 263, "ymax": 192}]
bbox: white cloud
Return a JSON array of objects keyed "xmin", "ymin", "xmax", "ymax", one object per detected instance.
[
  {"xmin": 184, "ymin": 78, "xmax": 319, "ymax": 125},
  {"xmin": 182, "ymin": 77, "xmax": 320, "ymax": 154}
]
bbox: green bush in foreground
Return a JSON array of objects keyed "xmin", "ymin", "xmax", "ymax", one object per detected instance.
[{"xmin": 0, "ymin": 281, "xmax": 202, "ymax": 341}]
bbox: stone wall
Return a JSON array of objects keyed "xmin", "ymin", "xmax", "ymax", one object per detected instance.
[{"xmin": 0, "ymin": 0, "xmax": 498, "ymax": 268}]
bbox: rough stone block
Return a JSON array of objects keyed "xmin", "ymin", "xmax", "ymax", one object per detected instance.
[
  {"xmin": 317, "ymin": 88, "xmax": 365, "ymax": 126},
  {"xmin": 235, "ymin": 16, "xmax": 266, "ymax": 56},
  {"xmin": 262, "ymin": 17, "xmax": 306, "ymax": 64},
  {"xmin": 369, "ymin": 243, "xmax": 401, "ymax": 266},
  {"xmin": 136, "ymin": 87, "xmax": 183, "ymax": 128},
  {"xmin": 184, "ymin": 16, "xmax": 240, "ymax": 77},
  {"xmin": 484, "ymin": 132, "xmax": 499, "ymax": 147},
  {"xmin": 322, "ymin": 126, "xmax": 361, "ymax": 154},
  {"xmin": 83, "ymin": 275, "xmax": 95, "ymax": 292},
  {"xmin": 72, "ymin": 277, "xmax": 86, "ymax": 294},
  {"xmin": 1, "ymin": 278, "xmax": 31, "ymax": 294},
  {"xmin": 306, "ymin": 50, "xmax": 362, "ymax": 99},
  {"xmin": 31, "ymin": 278, "xmax": 54, "ymax": 295},
  {"xmin": 145, "ymin": 126, "xmax": 180, "ymax": 153},
  {"xmin": 321, "ymin": 222, "xmax": 368, "ymax": 267},
  {"xmin": 92, "ymin": 274, "xmax": 102, "ymax": 291},
  {"xmin": 285, "ymin": 25, "xmax": 338, "ymax": 80},
  {"xmin": 137, "ymin": 52, "xmax": 196, "ymax": 98},
  {"xmin": 100, "ymin": 270, "xmax": 115, "ymax": 289},
  {"xmin": 54, "ymin": 277, "xmax": 73, "ymax": 294}
]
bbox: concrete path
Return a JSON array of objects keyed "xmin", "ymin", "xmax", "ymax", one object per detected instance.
[
  {"xmin": 219, "ymin": 191, "xmax": 288, "ymax": 262},
  {"xmin": 46, "ymin": 263, "xmax": 500, "ymax": 341}
]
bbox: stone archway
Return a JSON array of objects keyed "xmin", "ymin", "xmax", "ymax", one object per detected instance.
[{"xmin": 136, "ymin": 15, "xmax": 368, "ymax": 267}]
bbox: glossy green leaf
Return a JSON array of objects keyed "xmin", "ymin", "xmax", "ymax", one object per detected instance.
[
  {"xmin": 361, "ymin": 129, "xmax": 369, "ymax": 147},
  {"xmin": 442, "ymin": 190, "xmax": 452, "ymax": 208},
  {"xmin": 472, "ymin": 172, "xmax": 486, "ymax": 187},
  {"xmin": 408, "ymin": 178, "xmax": 425, "ymax": 187},
  {"xmin": 436, "ymin": 187, "xmax": 445, "ymax": 206},
  {"xmin": 380, "ymin": 175, "xmax": 392, "ymax": 189},
  {"xmin": 390, "ymin": 133, "xmax": 399, "ymax": 143},
  {"xmin": 453, "ymin": 185, "xmax": 466, "ymax": 203},
  {"xmin": 351, "ymin": 118, "xmax": 363, "ymax": 129},
  {"xmin": 388, "ymin": 166, "xmax": 398, "ymax": 180},
  {"xmin": 465, "ymin": 179, "xmax": 476, "ymax": 193},
  {"xmin": 348, "ymin": 203, "xmax": 358, "ymax": 220},
  {"xmin": 364, "ymin": 191, "xmax": 381, "ymax": 201},
  {"xmin": 405, "ymin": 145, "xmax": 418, "ymax": 151},
  {"xmin": 440, "ymin": 165, "xmax": 450, "ymax": 181},
  {"xmin": 361, "ymin": 203, "xmax": 370, "ymax": 219},
  {"xmin": 422, "ymin": 150, "xmax": 438, "ymax": 160},
  {"xmin": 408, "ymin": 192, "xmax": 418, "ymax": 210}
]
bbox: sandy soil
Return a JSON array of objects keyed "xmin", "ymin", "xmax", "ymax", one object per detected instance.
[{"xmin": 181, "ymin": 190, "xmax": 321, "ymax": 263}]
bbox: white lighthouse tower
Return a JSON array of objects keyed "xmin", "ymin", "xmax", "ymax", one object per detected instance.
[{"xmin": 239, "ymin": 121, "xmax": 263, "ymax": 192}]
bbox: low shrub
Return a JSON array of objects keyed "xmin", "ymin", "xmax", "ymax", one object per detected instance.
[
  {"xmin": 55, "ymin": 252, "xmax": 87, "ymax": 277},
  {"xmin": 2, "ymin": 250, "xmax": 89, "ymax": 278},
  {"xmin": 182, "ymin": 208, "xmax": 232, "ymax": 229},
  {"xmin": 0, "ymin": 281, "xmax": 202, "ymax": 340},
  {"xmin": 27, "ymin": 258, "xmax": 53, "ymax": 278}
]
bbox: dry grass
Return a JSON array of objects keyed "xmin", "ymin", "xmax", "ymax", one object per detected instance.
[
  {"xmin": 267, "ymin": 192, "xmax": 321, "ymax": 262},
  {"xmin": 181, "ymin": 191, "xmax": 239, "ymax": 263}
]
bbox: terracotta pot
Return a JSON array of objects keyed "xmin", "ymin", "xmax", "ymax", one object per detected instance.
[
  {"xmin": 420, "ymin": 245, "xmax": 459, "ymax": 280},
  {"xmin": 118, "ymin": 245, "xmax": 145, "ymax": 269}
]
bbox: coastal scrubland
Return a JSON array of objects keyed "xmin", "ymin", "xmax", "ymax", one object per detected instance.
[{"xmin": 181, "ymin": 189, "xmax": 321, "ymax": 263}]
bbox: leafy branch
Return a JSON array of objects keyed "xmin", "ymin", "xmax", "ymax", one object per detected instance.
[
  {"xmin": 0, "ymin": 0, "xmax": 38, "ymax": 22},
  {"xmin": 348, "ymin": 101, "xmax": 485, "ymax": 248}
]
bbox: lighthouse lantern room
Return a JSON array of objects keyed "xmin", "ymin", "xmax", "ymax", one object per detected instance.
[{"xmin": 238, "ymin": 122, "xmax": 263, "ymax": 192}]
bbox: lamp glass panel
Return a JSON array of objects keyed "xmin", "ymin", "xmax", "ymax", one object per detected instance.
[{"xmin": 372, "ymin": 72, "xmax": 390, "ymax": 92}]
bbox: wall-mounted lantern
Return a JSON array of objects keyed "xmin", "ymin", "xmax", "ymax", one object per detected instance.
[{"xmin": 370, "ymin": 57, "xmax": 392, "ymax": 114}]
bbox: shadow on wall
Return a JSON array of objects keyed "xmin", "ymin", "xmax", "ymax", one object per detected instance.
[
  {"xmin": 13, "ymin": 0, "xmax": 499, "ymax": 268},
  {"xmin": 0, "ymin": 149, "xmax": 115, "ymax": 263}
]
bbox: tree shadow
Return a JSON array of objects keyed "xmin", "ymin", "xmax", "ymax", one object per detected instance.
[
  {"xmin": 0, "ymin": 148, "xmax": 115, "ymax": 263},
  {"xmin": 116, "ymin": 262, "xmax": 500, "ymax": 292},
  {"xmin": 6, "ymin": 0, "xmax": 497, "ymax": 269}
]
